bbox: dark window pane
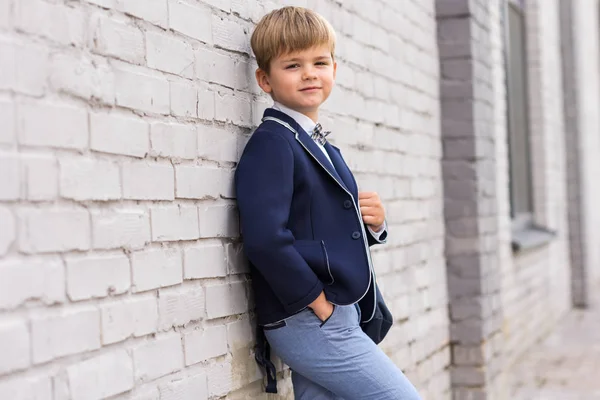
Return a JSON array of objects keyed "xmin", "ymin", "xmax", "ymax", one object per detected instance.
[{"xmin": 507, "ymin": 3, "xmax": 533, "ymax": 216}]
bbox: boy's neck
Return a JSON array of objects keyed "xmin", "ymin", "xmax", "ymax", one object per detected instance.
[{"xmin": 273, "ymin": 101, "xmax": 319, "ymax": 123}]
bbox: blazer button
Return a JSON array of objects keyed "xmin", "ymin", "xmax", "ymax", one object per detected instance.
[
  {"xmin": 343, "ymin": 200, "xmax": 352, "ymax": 209},
  {"xmin": 352, "ymin": 231, "xmax": 361, "ymax": 240}
]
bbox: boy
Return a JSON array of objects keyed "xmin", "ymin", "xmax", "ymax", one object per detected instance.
[{"xmin": 235, "ymin": 6, "xmax": 421, "ymax": 400}]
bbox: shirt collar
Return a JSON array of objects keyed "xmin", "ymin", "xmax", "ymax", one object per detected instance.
[{"xmin": 272, "ymin": 101, "xmax": 317, "ymax": 136}]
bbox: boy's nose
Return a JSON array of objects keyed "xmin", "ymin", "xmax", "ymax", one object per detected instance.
[{"xmin": 302, "ymin": 67, "xmax": 318, "ymax": 80}]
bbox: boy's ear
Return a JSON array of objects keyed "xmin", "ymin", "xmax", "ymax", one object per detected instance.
[
  {"xmin": 333, "ymin": 61, "xmax": 337, "ymax": 81},
  {"xmin": 255, "ymin": 68, "xmax": 272, "ymax": 94}
]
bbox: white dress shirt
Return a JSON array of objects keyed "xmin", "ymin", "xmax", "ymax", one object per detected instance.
[{"xmin": 271, "ymin": 102, "xmax": 386, "ymax": 239}]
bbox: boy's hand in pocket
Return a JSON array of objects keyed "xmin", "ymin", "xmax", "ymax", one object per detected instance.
[
  {"xmin": 359, "ymin": 192, "xmax": 385, "ymax": 232},
  {"xmin": 308, "ymin": 291, "xmax": 335, "ymax": 322}
]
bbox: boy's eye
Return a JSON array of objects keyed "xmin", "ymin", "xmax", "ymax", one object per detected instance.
[
  {"xmin": 285, "ymin": 64, "xmax": 300, "ymax": 69},
  {"xmin": 316, "ymin": 62, "xmax": 328, "ymax": 66}
]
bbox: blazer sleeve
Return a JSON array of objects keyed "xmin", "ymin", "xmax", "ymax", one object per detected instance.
[
  {"xmin": 366, "ymin": 220, "xmax": 388, "ymax": 246},
  {"xmin": 235, "ymin": 131, "xmax": 324, "ymax": 314}
]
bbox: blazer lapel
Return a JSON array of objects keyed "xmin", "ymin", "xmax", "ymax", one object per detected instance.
[
  {"xmin": 294, "ymin": 131, "xmax": 348, "ymax": 190},
  {"xmin": 262, "ymin": 109, "xmax": 349, "ymax": 193},
  {"xmin": 325, "ymin": 143, "xmax": 359, "ymax": 200}
]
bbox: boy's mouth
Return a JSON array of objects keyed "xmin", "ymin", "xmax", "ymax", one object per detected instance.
[{"xmin": 299, "ymin": 86, "xmax": 321, "ymax": 92}]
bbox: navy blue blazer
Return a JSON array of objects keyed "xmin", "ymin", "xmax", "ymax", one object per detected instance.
[{"xmin": 235, "ymin": 108, "xmax": 387, "ymax": 326}]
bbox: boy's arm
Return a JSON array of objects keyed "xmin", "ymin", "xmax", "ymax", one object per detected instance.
[{"xmin": 236, "ymin": 131, "xmax": 324, "ymax": 315}]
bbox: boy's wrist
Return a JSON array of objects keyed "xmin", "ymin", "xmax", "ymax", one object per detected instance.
[
  {"xmin": 308, "ymin": 291, "xmax": 327, "ymax": 309},
  {"xmin": 370, "ymin": 223, "xmax": 385, "ymax": 233}
]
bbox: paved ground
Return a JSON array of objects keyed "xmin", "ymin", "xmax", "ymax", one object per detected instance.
[{"xmin": 510, "ymin": 296, "xmax": 600, "ymax": 400}]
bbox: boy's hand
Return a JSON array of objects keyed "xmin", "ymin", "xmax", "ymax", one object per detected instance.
[
  {"xmin": 359, "ymin": 192, "xmax": 385, "ymax": 232},
  {"xmin": 308, "ymin": 291, "xmax": 334, "ymax": 322}
]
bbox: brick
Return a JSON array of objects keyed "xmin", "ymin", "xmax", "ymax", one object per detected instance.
[
  {"xmin": 0, "ymin": 375, "xmax": 52, "ymax": 400},
  {"xmin": 117, "ymin": 0, "xmax": 168, "ymax": 28},
  {"xmin": 170, "ymin": 80, "xmax": 198, "ymax": 117},
  {"xmin": 159, "ymin": 373, "xmax": 208, "ymax": 400},
  {"xmin": 133, "ymin": 334, "xmax": 183, "ymax": 382},
  {"xmin": 49, "ymin": 53, "xmax": 113, "ymax": 103},
  {"xmin": 0, "ymin": 152, "xmax": 19, "ymax": 200},
  {"xmin": 150, "ymin": 206, "xmax": 199, "ymax": 241},
  {"xmin": 90, "ymin": 14, "xmax": 145, "ymax": 64},
  {"xmin": 0, "ymin": 207, "xmax": 15, "ymax": 256},
  {"xmin": 183, "ymin": 243, "xmax": 227, "ymax": 279},
  {"xmin": 207, "ymin": 361, "xmax": 232, "ymax": 397},
  {"xmin": 14, "ymin": 41, "xmax": 49, "ymax": 96},
  {"xmin": 227, "ymin": 317, "xmax": 253, "ymax": 351},
  {"xmin": 146, "ymin": 30, "xmax": 194, "ymax": 78},
  {"xmin": 0, "ymin": 258, "xmax": 64, "ymax": 309},
  {"xmin": 225, "ymin": 243, "xmax": 249, "ymax": 275},
  {"xmin": 0, "ymin": 0, "xmax": 10, "ymax": 29},
  {"xmin": 197, "ymin": 85, "xmax": 216, "ymax": 120},
  {"xmin": 68, "ymin": 350, "xmax": 134, "ymax": 400},
  {"xmin": 101, "ymin": 296, "xmax": 158, "ymax": 344},
  {"xmin": 211, "ymin": 15, "xmax": 249, "ymax": 54},
  {"xmin": 158, "ymin": 286, "xmax": 204, "ymax": 330},
  {"xmin": 15, "ymin": 0, "xmax": 86, "ymax": 46},
  {"xmin": 21, "ymin": 155, "xmax": 58, "ymax": 201},
  {"xmin": 122, "ymin": 162, "xmax": 174, "ymax": 200},
  {"xmin": 183, "ymin": 325, "xmax": 227, "ymax": 366},
  {"xmin": 66, "ymin": 254, "xmax": 130, "ymax": 301},
  {"xmin": 31, "ymin": 307, "xmax": 100, "ymax": 364},
  {"xmin": 129, "ymin": 296, "xmax": 159, "ymax": 336},
  {"xmin": 195, "ymin": 48, "xmax": 247, "ymax": 90},
  {"xmin": 205, "ymin": 282, "xmax": 247, "ymax": 319},
  {"xmin": 90, "ymin": 111, "xmax": 149, "ymax": 158},
  {"xmin": 215, "ymin": 91, "xmax": 252, "ymax": 127},
  {"xmin": 17, "ymin": 100, "xmax": 88, "ymax": 150},
  {"xmin": 452, "ymin": 345, "xmax": 485, "ymax": 366},
  {"xmin": 198, "ymin": 204, "xmax": 239, "ymax": 238},
  {"xmin": 0, "ymin": 319, "xmax": 30, "ymax": 374},
  {"xmin": 131, "ymin": 248, "xmax": 182, "ymax": 292},
  {"xmin": 221, "ymin": 168, "xmax": 235, "ymax": 198},
  {"xmin": 0, "ymin": 99, "xmax": 15, "ymax": 144},
  {"xmin": 114, "ymin": 65, "xmax": 170, "ymax": 114},
  {"xmin": 59, "ymin": 158, "xmax": 121, "ymax": 201},
  {"xmin": 0, "ymin": 40, "xmax": 15, "ymax": 91},
  {"xmin": 175, "ymin": 165, "xmax": 224, "ymax": 199},
  {"xmin": 197, "ymin": 125, "xmax": 239, "ymax": 163},
  {"xmin": 450, "ymin": 366, "xmax": 486, "ymax": 386},
  {"xmin": 91, "ymin": 209, "xmax": 151, "ymax": 250},
  {"xmin": 150, "ymin": 122, "xmax": 197, "ymax": 159},
  {"xmin": 168, "ymin": 0, "xmax": 212, "ymax": 44},
  {"xmin": 19, "ymin": 208, "xmax": 90, "ymax": 253}
]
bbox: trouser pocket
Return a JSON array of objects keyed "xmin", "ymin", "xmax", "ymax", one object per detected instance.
[{"xmin": 319, "ymin": 305, "xmax": 337, "ymax": 328}]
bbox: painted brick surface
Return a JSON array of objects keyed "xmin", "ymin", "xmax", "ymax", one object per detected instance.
[{"xmin": 0, "ymin": 1, "xmax": 448, "ymax": 398}]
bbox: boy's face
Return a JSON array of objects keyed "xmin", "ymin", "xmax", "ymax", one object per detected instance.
[{"xmin": 256, "ymin": 44, "xmax": 337, "ymax": 121}]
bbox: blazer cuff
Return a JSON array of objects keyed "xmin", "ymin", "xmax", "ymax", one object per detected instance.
[
  {"xmin": 283, "ymin": 279, "xmax": 324, "ymax": 314},
  {"xmin": 367, "ymin": 221, "xmax": 388, "ymax": 243}
]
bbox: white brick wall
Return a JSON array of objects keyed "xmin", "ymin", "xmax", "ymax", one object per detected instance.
[{"xmin": 0, "ymin": 0, "xmax": 450, "ymax": 398}]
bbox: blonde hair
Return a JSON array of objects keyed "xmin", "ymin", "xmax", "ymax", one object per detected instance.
[{"xmin": 250, "ymin": 6, "xmax": 336, "ymax": 73}]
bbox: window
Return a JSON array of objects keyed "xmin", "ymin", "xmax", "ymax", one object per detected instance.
[
  {"xmin": 504, "ymin": 0, "xmax": 556, "ymax": 251},
  {"xmin": 506, "ymin": 0, "xmax": 533, "ymax": 226}
]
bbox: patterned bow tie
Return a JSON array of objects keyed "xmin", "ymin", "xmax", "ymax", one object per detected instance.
[{"xmin": 311, "ymin": 123, "xmax": 331, "ymax": 145}]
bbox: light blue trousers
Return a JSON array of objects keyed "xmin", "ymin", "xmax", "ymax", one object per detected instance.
[{"xmin": 264, "ymin": 304, "xmax": 422, "ymax": 400}]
